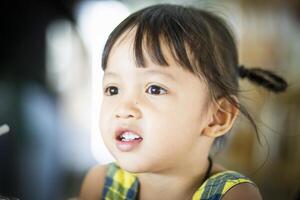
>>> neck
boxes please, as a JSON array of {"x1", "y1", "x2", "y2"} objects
[{"x1": 137, "y1": 158, "x2": 210, "y2": 200}]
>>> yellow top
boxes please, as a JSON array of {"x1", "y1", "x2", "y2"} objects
[{"x1": 102, "y1": 163, "x2": 256, "y2": 200}]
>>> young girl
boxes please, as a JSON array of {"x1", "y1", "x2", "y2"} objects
[{"x1": 80, "y1": 4, "x2": 287, "y2": 200}]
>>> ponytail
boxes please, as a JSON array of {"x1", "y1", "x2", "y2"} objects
[{"x1": 238, "y1": 65, "x2": 288, "y2": 93}]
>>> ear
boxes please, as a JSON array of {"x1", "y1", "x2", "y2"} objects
[{"x1": 202, "y1": 96, "x2": 239, "y2": 138}]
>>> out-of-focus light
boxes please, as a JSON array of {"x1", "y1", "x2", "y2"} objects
[
  {"x1": 76, "y1": 1, "x2": 130, "y2": 164},
  {"x1": 0, "y1": 124, "x2": 10, "y2": 136}
]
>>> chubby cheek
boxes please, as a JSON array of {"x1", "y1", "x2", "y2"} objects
[
  {"x1": 147, "y1": 98, "x2": 206, "y2": 148},
  {"x1": 145, "y1": 109, "x2": 197, "y2": 151},
  {"x1": 99, "y1": 102, "x2": 112, "y2": 143}
]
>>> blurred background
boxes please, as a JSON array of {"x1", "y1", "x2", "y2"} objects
[{"x1": 0, "y1": 0, "x2": 299, "y2": 199}]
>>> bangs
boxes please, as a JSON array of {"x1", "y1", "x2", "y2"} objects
[{"x1": 101, "y1": 4, "x2": 214, "y2": 77}]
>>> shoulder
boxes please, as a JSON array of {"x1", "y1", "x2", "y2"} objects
[
  {"x1": 199, "y1": 167, "x2": 262, "y2": 200},
  {"x1": 210, "y1": 170, "x2": 262, "y2": 200},
  {"x1": 79, "y1": 164, "x2": 109, "y2": 200},
  {"x1": 196, "y1": 161, "x2": 262, "y2": 200},
  {"x1": 221, "y1": 182, "x2": 262, "y2": 200}
]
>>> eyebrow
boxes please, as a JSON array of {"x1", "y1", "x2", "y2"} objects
[{"x1": 103, "y1": 69, "x2": 177, "y2": 81}]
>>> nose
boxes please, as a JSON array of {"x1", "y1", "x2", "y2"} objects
[{"x1": 115, "y1": 98, "x2": 142, "y2": 120}]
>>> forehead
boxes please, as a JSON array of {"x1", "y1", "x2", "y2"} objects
[
  {"x1": 104, "y1": 36, "x2": 209, "y2": 96},
  {"x1": 105, "y1": 29, "x2": 197, "y2": 79},
  {"x1": 105, "y1": 33, "x2": 179, "y2": 79}
]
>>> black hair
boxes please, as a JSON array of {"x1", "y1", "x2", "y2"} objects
[{"x1": 101, "y1": 4, "x2": 287, "y2": 148}]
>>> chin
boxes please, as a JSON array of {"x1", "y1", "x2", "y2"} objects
[{"x1": 116, "y1": 157, "x2": 153, "y2": 173}]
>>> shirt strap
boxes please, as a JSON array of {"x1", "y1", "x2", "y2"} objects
[
  {"x1": 192, "y1": 171, "x2": 256, "y2": 200},
  {"x1": 102, "y1": 163, "x2": 139, "y2": 200}
]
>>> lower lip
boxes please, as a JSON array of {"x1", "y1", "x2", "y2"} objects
[{"x1": 116, "y1": 138, "x2": 143, "y2": 152}]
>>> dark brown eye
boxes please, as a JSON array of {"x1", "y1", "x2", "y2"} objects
[
  {"x1": 146, "y1": 85, "x2": 167, "y2": 95},
  {"x1": 104, "y1": 86, "x2": 118, "y2": 96}
]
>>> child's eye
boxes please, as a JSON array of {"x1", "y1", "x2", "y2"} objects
[
  {"x1": 146, "y1": 85, "x2": 167, "y2": 95},
  {"x1": 104, "y1": 86, "x2": 119, "y2": 96}
]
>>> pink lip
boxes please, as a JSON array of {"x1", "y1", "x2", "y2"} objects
[
  {"x1": 116, "y1": 139, "x2": 143, "y2": 152},
  {"x1": 114, "y1": 127, "x2": 143, "y2": 152}
]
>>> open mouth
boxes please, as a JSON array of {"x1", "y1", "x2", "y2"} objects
[
  {"x1": 117, "y1": 131, "x2": 143, "y2": 142},
  {"x1": 115, "y1": 128, "x2": 143, "y2": 152}
]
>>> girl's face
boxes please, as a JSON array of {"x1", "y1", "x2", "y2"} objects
[{"x1": 100, "y1": 32, "x2": 213, "y2": 173}]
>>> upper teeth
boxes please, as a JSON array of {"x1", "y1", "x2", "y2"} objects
[{"x1": 121, "y1": 131, "x2": 141, "y2": 141}]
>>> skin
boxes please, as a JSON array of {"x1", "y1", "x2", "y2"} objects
[{"x1": 80, "y1": 29, "x2": 262, "y2": 200}]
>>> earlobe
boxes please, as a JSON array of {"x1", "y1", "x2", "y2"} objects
[{"x1": 202, "y1": 97, "x2": 239, "y2": 138}]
